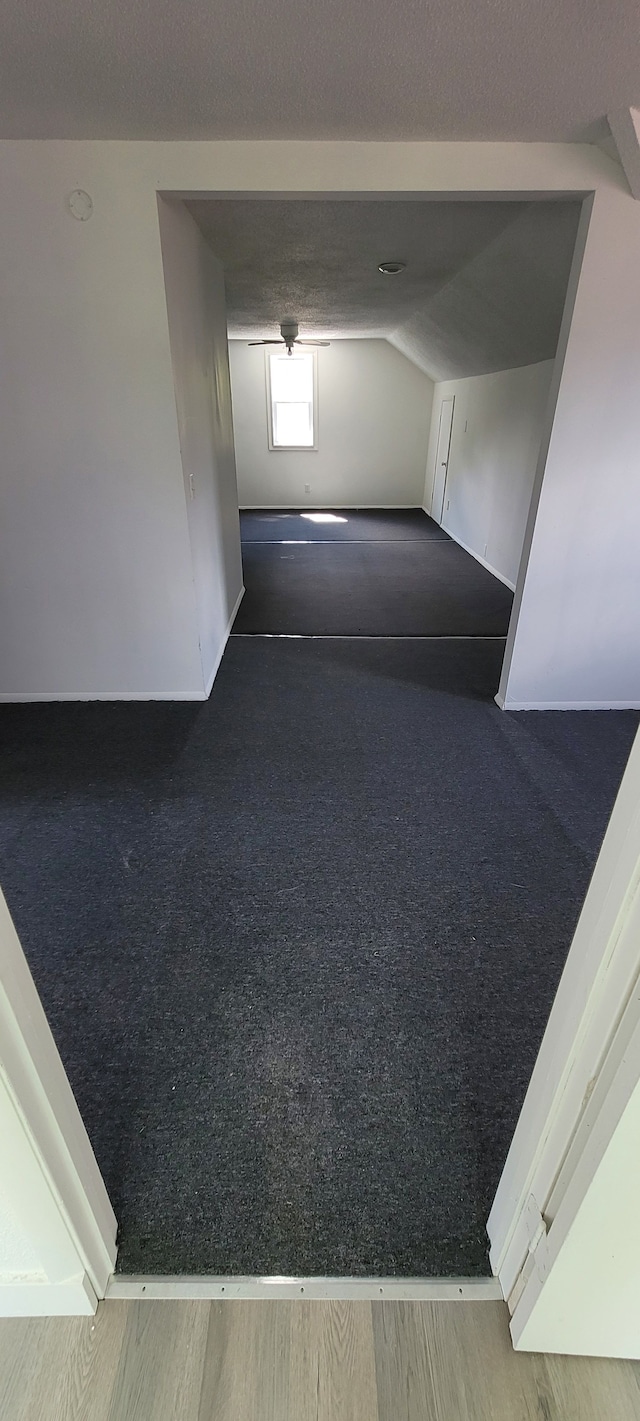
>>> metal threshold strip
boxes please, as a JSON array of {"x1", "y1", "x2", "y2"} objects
[{"x1": 105, "y1": 1274, "x2": 503, "y2": 1302}]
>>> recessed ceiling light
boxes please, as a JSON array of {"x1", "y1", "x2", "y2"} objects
[{"x1": 378, "y1": 261, "x2": 406, "y2": 274}]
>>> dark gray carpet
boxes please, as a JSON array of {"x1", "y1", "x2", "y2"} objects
[
  {"x1": 0, "y1": 638, "x2": 636, "y2": 1277},
  {"x1": 235, "y1": 540, "x2": 513, "y2": 636},
  {"x1": 240, "y1": 507, "x2": 450, "y2": 542}
]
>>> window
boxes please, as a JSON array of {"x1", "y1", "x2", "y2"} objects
[{"x1": 267, "y1": 350, "x2": 317, "y2": 450}]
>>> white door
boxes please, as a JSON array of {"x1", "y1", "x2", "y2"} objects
[{"x1": 431, "y1": 397, "x2": 455, "y2": 523}]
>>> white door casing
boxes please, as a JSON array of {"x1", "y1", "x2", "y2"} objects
[
  {"x1": 0, "y1": 890, "x2": 117, "y2": 1315},
  {"x1": 488, "y1": 726, "x2": 640, "y2": 1355}
]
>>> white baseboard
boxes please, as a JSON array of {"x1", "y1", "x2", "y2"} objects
[
  {"x1": 0, "y1": 1271, "x2": 97, "y2": 1317},
  {"x1": 106, "y1": 1273, "x2": 502, "y2": 1302},
  {"x1": 497, "y1": 693, "x2": 640, "y2": 711},
  {"x1": 440, "y1": 525, "x2": 516, "y2": 591},
  {"x1": 201, "y1": 585, "x2": 245, "y2": 699},
  {"x1": 0, "y1": 690, "x2": 210, "y2": 703},
  {"x1": 0, "y1": 588, "x2": 246, "y2": 705}
]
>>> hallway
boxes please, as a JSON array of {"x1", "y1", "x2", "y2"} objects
[{"x1": 0, "y1": 511, "x2": 636, "y2": 1278}]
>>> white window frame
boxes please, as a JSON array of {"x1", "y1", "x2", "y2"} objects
[{"x1": 265, "y1": 347, "x2": 319, "y2": 451}]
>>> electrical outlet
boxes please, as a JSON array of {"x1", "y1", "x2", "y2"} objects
[
  {"x1": 446, "y1": 499, "x2": 450, "y2": 510},
  {"x1": 305, "y1": 483, "x2": 311, "y2": 494},
  {"x1": 189, "y1": 472, "x2": 196, "y2": 499},
  {"x1": 484, "y1": 543, "x2": 488, "y2": 556}
]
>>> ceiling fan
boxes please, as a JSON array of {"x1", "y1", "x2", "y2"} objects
[{"x1": 249, "y1": 320, "x2": 330, "y2": 356}]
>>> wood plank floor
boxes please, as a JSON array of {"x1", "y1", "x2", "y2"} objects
[{"x1": 2, "y1": 1300, "x2": 640, "y2": 1420}]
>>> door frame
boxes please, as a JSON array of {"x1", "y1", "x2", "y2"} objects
[
  {"x1": 1, "y1": 136, "x2": 634, "y2": 1314},
  {"x1": 488, "y1": 726, "x2": 640, "y2": 1333},
  {"x1": 0, "y1": 891, "x2": 117, "y2": 1314}
]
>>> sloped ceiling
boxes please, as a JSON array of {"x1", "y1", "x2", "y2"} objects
[
  {"x1": 188, "y1": 198, "x2": 582, "y2": 381},
  {"x1": 0, "y1": 0, "x2": 639, "y2": 141},
  {"x1": 388, "y1": 203, "x2": 582, "y2": 379}
]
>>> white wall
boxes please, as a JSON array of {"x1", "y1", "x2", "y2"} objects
[
  {"x1": 0, "y1": 155, "x2": 209, "y2": 698},
  {"x1": 499, "y1": 188, "x2": 640, "y2": 709},
  {"x1": 425, "y1": 362, "x2": 553, "y2": 589},
  {"x1": 159, "y1": 199, "x2": 243, "y2": 693},
  {"x1": 230, "y1": 339, "x2": 434, "y2": 507},
  {"x1": 0, "y1": 139, "x2": 638, "y2": 709}
]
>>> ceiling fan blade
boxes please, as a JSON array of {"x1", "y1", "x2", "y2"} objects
[
  {"x1": 295, "y1": 340, "x2": 331, "y2": 347},
  {"x1": 248, "y1": 339, "x2": 284, "y2": 345}
]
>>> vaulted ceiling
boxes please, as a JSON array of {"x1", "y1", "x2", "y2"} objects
[
  {"x1": 188, "y1": 198, "x2": 582, "y2": 381},
  {"x1": 0, "y1": 0, "x2": 638, "y2": 141}
]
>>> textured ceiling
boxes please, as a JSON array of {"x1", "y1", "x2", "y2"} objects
[
  {"x1": 388, "y1": 203, "x2": 582, "y2": 378},
  {"x1": 187, "y1": 198, "x2": 582, "y2": 380},
  {"x1": 0, "y1": 0, "x2": 639, "y2": 140}
]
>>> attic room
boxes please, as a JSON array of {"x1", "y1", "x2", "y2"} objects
[
  {"x1": 188, "y1": 196, "x2": 582, "y2": 649},
  {"x1": 1, "y1": 168, "x2": 639, "y2": 1306}
]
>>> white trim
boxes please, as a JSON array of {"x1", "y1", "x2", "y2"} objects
[
  {"x1": 510, "y1": 978, "x2": 640, "y2": 1353},
  {"x1": 106, "y1": 1274, "x2": 502, "y2": 1302},
  {"x1": 0, "y1": 892, "x2": 117, "y2": 1303},
  {"x1": 0, "y1": 690, "x2": 215, "y2": 702},
  {"x1": 440, "y1": 525, "x2": 516, "y2": 591},
  {"x1": 202, "y1": 585, "x2": 245, "y2": 698},
  {"x1": 496, "y1": 694, "x2": 640, "y2": 711},
  {"x1": 0, "y1": 1273, "x2": 97, "y2": 1318},
  {"x1": 487, "y1": 728, "x2": 640, "y2": 1302}
]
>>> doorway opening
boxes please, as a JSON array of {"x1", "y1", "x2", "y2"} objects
[{"x1": 1, "y1": 191, "x2": 637, "y2": 1284}]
